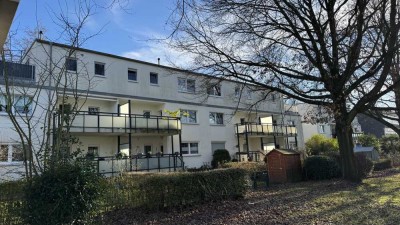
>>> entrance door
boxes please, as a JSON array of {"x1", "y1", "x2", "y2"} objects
[{"x1": 144, "y1": 145, "x2": 152, "y2": 154}]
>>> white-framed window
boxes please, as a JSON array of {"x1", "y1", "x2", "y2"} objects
[
  {"x1": 234, "y1": 87, "x2": 241, "y2": 98},
  {"x1": 207, "y1": 84, "x2": 222, "y2": 96},
  {"x1": 144, "y1": 145, "x2": 152, "y2": 154},
  {"x1": 287, "y1": 120, "x2": 295, "y2": 126},
  {"x1": 178, "y1": 77, "x2": 196, "y2": 93},
  {"x1": 180, "y1": 109, "x2": 197, "y2": 124},
  {"x1": 211, "y1": 142, "x2": 226, "y2": 154},
  {"x1": 66, "y1": 57, "x2": 77, "y2": 72},
  {"x1": 247, "y1": 89, "x2": 252, "y2": 99},
  {"x1": 87, "y1": 146, "x2": 99, "y2": 158},
  {"x1": 0, "y1": 95, "x2": 8, "y2": 114},
  {"x1": 319, "y1": 125, "x2": 325, "y2": 133},
  {"x1": 128, "y1": 69, "x2": 137, "y2": 81},
  {"x1": 181, "y1": 142, "x2": 199, "y2": 155},
  {"x1": 150, "y1": 72, "x2": 158, "y2": 85},
  {"x1": 94, "y1": 62, "x2": 105, "y2": 76},
  {"x1": 14, "y1": 96, "x2": 33, "y2": 115},
  {"x1": 289, "y1": 142, "x2": 297, "y2": 150},
  {"x1": 0, "y1": 144, "x2": 24, "y2": 163},
  {"x1": 143, "y1": 111, "x2": 151, "y2": 118},
  {"x1": 209, "y1": 112, "x2": 224, "y2": 125},
  {"x1": 88, "y1": 106, "x2": 99, "y2": 115}
]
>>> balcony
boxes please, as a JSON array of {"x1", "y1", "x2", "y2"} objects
[
  {"x1": 235, "y1": 122, "x2": 297, "y2": 137},
  {"x1": 63, "y1": 111, "x2": 181, "y2": 135},
  {"x1": 0, "y1": 61, "x2": 35, "y2": 83}
]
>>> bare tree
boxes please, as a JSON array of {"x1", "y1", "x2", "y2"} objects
[
  {"x1": 0, "y1": 0, "x2": 98, "y2": 180},
  {"x1": 168, "y1": 0, "x2": 400, "y2": 181}
]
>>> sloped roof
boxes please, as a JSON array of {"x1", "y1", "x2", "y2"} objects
[{"x1": 267, "y1": 149, "x2": 300, "y2": 155}]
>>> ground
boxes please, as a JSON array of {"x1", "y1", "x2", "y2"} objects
[{"x1": 99, "y1": 168, "x2": 400, "y2": 225}]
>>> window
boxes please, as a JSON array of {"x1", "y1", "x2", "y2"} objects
[
  {"x1": 88, "y1": 107, "x2": 99, "y2": 115},
  {"x1": 240, "y1": 118, "x2": 246, "y2": 125},
  {"x1": 287, "y1": 120, "x2": 295, "y2": 126},
  {"x1": 319, "y1": 125, "x2": 325, "y2": 133},
  {"x1": 14, "y1": 96, "x2": 32, "y2": 114},
  {"x1": 143, "y1": 111, "x2": 151, "y2": 118},
  {"x1": 211, "y1": 142, "x2": 225, "y2": 154},
  {"x1": 247, "y1": 89, "x2": 252, "y2": 99},
  {"x1": 94, "y1": 62, "x2": 105, "y2": 76},
  {"x1": 207, "y1": 84, "x2": 221, "y2": 96},
  {"x1": 128, "y1": 69, "x2": 137, "y2": 81},
  {"x1": 178, "y1": 78, "x2": 196, "y2": 93},
  {"x1": 87, "y1": 146, "x2": 99, "y2": 158},
  {"x1": 66, "y1": 57, "x2": 77, "y2": 72},
  {"x1": 0, "y1": 144, "x2": 24, "y2": 163},
  {"x1": 144, "y1": 145, "x2": 152, "y2": 154},
  {"x1": 150, "y1": 72, "x2": 158, "y2": 85},
  {"x1": 181, "y1": 142, "x2": 199, "y2": 155},
  {"x1": 234, "y1": 87, "x2": 241, "y2": 98},
  {"x1": 180, "y1": 110, "x2": 197, "y2": 124},
  {"x1": 0, "y1": 95, "x2": 8, "y2": 113},
  {"x1": 270, "y1": 93, "x2": 277, "y2": 102},
  {"x1": 209, "y1": 112, "x2": 224, "y2": 125}
]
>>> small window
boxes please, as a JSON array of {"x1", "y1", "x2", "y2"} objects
[
  {"x1": 247, "y1": 89, "x2": 252, "y2": 99},
  {"x1": 66, "y1": 57, "x2": 77, "y2": 72},
  {"x1": 207, "y1": 84, "x2": 221, "y2": 96},
  {"x1": 144, "y1": 145, "x2": 152, "y2": 154},
  {"x1": 11, "y1": 145, "x2": 24, "y2": 161},
  {"x1": 181, "y1": 142, "x2": 199, "y2": 155},
  {"x1": 178, "y1": 78, "x2": 196, "y2": 93},
  {"x1": 87, "y1": 146, "x2": 99, "y2": 158},
  {"x1": 88, "y1": 107, "x2": 99, "y2": 115},
  {"x1": 94, "y1": 62, "x2": 105, "y2": 76},
  {"x1": 128, "y1": 69, "x2": 137, "y2": 81},
  {"x1": 234, "y1": 87, "x2": 241, "y2": 98},
  {"x1": 319, "y1": 125, "x2": 325, "y2": 133},
  {"x1": 240, "y1": 118, "x2": 245, "y2": 125},
  {"x1": 181, "y1": 110, "x2": 197, "y2": 124},
  {"x1": 211, "y1": 142, "x2": 225, "y2": 154},
  {"x1": 288, "y1": 120, "x2": 295, "y2": 126},
  {"x1": 209, "y1": 112, "x2": 224, "y2": 125},
  {"x1": 0, "y1": 95, "x2": 8, "y2": 113},
  {"x1": 14, "y1": 96, "x2": 32, "y2": 114},
  {"x1": 143, "y1": 111, "x2": 151, "y2": 118},
  {"x1": 150, "y1": 72, "x2": 158, "y2": 85}
]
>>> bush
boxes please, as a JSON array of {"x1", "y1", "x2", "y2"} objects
[
  {"x1": 357, "y1": 134, "x2": 380, "y2": 151},
  {"x1": 211, "y1": 149, "x2": 231, "y2": 168},
  {"x1": 355, "y1": 153, "x2": 374, "y2": 178},
  {"x1": 380, "y1": 135, "x2": 400, "y2": 154},
  {"x1": 222, "y1": 162, "x2": 266, "y2": 173},
  {"x1": 304, "y1": 156, "x2": 341, "y2": 180},
  {"x1": 305, "y1": 135, "x2": 339, "y2": 156},
  {"x1": 139, "y1": 168, "x2": 247, "y2": 210},
  {"x1": 21, "y1": 162, "x2": 103, "y2": 225},
  {"x1": 374, "y1": 159, "x2": 393, "y2": 171}
]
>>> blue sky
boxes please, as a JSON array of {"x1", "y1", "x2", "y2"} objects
[{"x1": 10, "y1": 0, "x2": 182, "y2": 65}]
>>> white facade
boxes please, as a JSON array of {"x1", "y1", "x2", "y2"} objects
[{"x1": 1, "y1": 39, "x2": 304, "y2": 179}]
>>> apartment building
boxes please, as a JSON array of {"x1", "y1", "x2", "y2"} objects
[{"x1": 0, "y1": 39, "x2": 303, "y2": 179}]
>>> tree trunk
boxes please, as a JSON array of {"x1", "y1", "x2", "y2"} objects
[{"x1": 335, "y1": 118, "x2": 360, "y2": 182}]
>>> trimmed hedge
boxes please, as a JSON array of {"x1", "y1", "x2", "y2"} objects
[
  {"x1": 355, "y1": 153, "x2": 374, "y2": 178},
  {"x1": 222, "y1": 162, "x2": 266, "y2": 173},
  {"x1": 374, "y1": 159, "x2": 393, "y2": 171},
  {"x1": 138, "y1": 168, "x2": 247, "y2": 210},
  {"x1": 304, "y1": 156, "x2": 341, "y2": 180},
  {"x1": 211, "y1": 149, "x2": 231, "y2": 168}
]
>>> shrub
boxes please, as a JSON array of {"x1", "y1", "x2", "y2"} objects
[
  {"x1": 139, "y1": 168, "x2": 247, "y2": 210},
  {"x1": 21, "y1": 162, "x2": 103, "y2": 225},
  {"x1": 304, "y1": 156, "x2": 341, "y2": 180},
  {"x1": 211, "y1": 149, "x2": 231, "y2": 168},
  {"x1": 357, "y1": 134, "x2": 380, "y2": 151},
  {"x1": 380, "y1": 135, "x2": 400, "y2": 154},
  {"x1": 355, "y1": 153, "x2": 373, "y2": 178},
  {"x1": 222, "y1": 162, "x2": 266, "y2": 173},
  {"x1": 305, "y1": 135, "x2": 339, "y2": 156},
  {"x1": 374, "y1": 159, "x2": 393, "y2": 171}
]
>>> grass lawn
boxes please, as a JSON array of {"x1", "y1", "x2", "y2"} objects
[{"x1": 100, "y1": 168, "x2": 400, "y2": 225}]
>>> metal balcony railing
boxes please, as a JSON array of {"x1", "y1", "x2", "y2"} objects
[
  {"x1": 235, "y1": 122, "x2": 297, "y2": 136},
  {"x1": 0, "y1": 61, "x2": 35, "y2": 82},
  {"x1": 86, "y1": 153, "x2": 185, "y2": 175},
  {"x1": 62, "y1": 111, "x2": 181, "y2": 134}
]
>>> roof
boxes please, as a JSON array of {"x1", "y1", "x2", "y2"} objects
[
  {"x1": 267, "y1": 149, "x2": 300, "y2": 155},
  {"x1": 354, "y1": 146, "x2": 375, "y2": 153}
]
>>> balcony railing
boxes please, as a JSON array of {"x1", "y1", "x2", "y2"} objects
[
  {"x1": 86, "y1": 153, "x2": 185, "y2": 175},
  {"x1": 62, "y1": 111, "x2": 181, "y2": 134},
  {"x1": 235, "y1": 122, "x2": 297, "y2": 136},
  {"x1": 0, "y1": 61, "x2": 35, "y2": 82}
]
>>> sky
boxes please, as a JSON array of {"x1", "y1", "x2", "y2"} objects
[{"x1": 10, "y1": 0, "x2": 183, "y2": 65}]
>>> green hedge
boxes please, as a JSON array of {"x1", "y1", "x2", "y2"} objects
[
  {"x1": 138, "y1": 168, "x2": 247, "y2": 210},
  {"x1": 374, "y1": 159, "x2": 393, "y2": 171},
  {"x1": 304, "y1": 156, "x2": 341, "y2": 180},
  {"x1": 222, "y1": 162, "x2": 266, "y2": 173}
]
